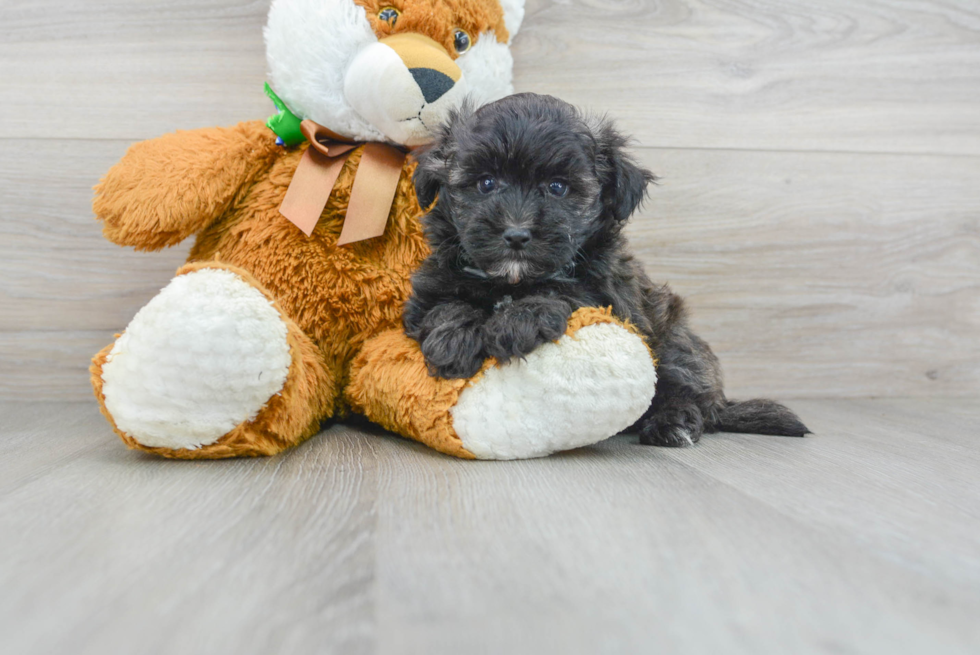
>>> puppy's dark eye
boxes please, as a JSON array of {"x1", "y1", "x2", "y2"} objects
[
  {"x1": 548, "y1": 180, "x2": 569, "y2": 197},
  {"x1": 477, "y1": 175, "x2": 496, "y2": 194},
  {"x1": 453, "y1": 29, "x2": 472, "y2": 54},
  {"x1": 378, "y1": 7, "x2": 399, "y2": 25}
]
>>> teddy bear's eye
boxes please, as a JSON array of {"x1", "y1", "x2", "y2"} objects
[
  {"x1": 378, "y1": 7, "x2": 400, "y2": 25},
  {"x1": 548, "y1": 180, "x2": 569, "y2": 197},
  {"x1": 453, "y1": 29, "x2": 471, "y2": 54},
  {"x1": 477, "y1": 175, "x2": 496, "y2": 194}
]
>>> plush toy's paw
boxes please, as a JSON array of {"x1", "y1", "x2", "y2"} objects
[
  {"x1": 98, "y1": 267, "x2": 293, "y2": 451},
  {"x1": 349, "y1": 308, "x2": 659, "y2": 460},
  {"x1": 452, "y1": 311, "x2": 655, "y2": 459}
]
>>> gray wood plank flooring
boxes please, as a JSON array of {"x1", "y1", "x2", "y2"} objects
[
  {"x1": 2, "y1": 399, "x2": 978, "y2": 654},
  {"x1": 1, "y1": 0, "x2": 979, "y2": 400},
  {"x1": 4, "y1": 0, "x2": 980, "y2": 154},
  {"x1": 2, "y1": 1, "x2": 978, "y2": 652},
  {"x1": 3, "y1": 143, "x2": 978, "y2": 400}
]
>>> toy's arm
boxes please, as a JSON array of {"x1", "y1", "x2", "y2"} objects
[
  {"x1": 349, "y1": 307, "x2": 659, "y2": 460},
  {"x1": 94, "y1": 120, "x2": 281, "y2": 250}
]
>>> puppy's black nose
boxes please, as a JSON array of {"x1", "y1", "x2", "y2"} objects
[
  {"x1": 503, "y1": 228, "x2": 532, "y2": 250},
  {"x1": 409, "y1": 68, "x2": 455, "y2": 103}
]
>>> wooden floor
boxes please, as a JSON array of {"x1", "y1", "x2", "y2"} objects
[
  {"x1": 2, "y1": 0, "x2": 979, "y2": 653},
  {"x1": 2, "y1": 0, "x2": 979, "y2": 401},
  {"x1": 1, "y1": 399, "x2": 979, "y2": 654}
]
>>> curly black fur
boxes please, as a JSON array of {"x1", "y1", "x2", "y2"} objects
[{"x1": 404, "y1": 93, "x2": 809, "y2": 447}]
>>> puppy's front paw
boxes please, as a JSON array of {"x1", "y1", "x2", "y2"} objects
[
  {"x1": 482, "y1": 297, "x2": 571, "y2": 362},
  {"x1": 638, "y1": 401, "x2": 704, "y2": 447},
  {"x1": 410, "y1": 301, "x2": 488, "y2": 379},
  {"x1": 421, "y1": 324, "x2": 485, "y2": 379}
]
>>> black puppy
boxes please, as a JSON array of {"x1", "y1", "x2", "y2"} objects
[{"x1": 404, "y1": 93, "x2": 808, "y2": 447}]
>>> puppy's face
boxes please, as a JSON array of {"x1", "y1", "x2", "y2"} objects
[{"x1": 414, "y1": 93, "x2": 653, "y2": 284}]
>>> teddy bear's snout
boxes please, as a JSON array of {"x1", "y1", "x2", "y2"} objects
[
  {"x1": 344, "y1": 32, "x2": 466, "y2": 147},
  {"x1": 383, "y1": 33, "x2": 461, "y2": 105}
]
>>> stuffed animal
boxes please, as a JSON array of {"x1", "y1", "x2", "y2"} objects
[{"x1": 90, "y1": 0, "x2": 658, "y2": 460}]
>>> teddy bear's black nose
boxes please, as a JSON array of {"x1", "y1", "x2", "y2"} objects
[
  {"x1": 410, "y1": 68, "x2": 456, "y2": 103},
  {"x1": 503, "y1": 228, "x2": 532, "y2": 250}
]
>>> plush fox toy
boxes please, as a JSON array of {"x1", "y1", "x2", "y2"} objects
[{"x1": 90, "y1": 0, "x2": 658, "y2": 460}]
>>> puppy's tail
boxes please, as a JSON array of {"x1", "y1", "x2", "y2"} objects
[{"x1": 711, "y1": 399, "x2": 810, "y2": 437}]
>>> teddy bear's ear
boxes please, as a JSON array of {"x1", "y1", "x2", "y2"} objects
[
  {"x1": 589, "y1": 116, "x2": 657, "y2": 222},
  {"x1": 412, "y1": 103, "x2": 473, "y2": 210},
  {"x1": 499, "y1": 0, "x2": 525, "y2": 40}
]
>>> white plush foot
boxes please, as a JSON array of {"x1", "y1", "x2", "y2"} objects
[
  {"x1": 450, "y1": 323, "x2": 657, "y2": 460},
  {"x1": 101, "y1": 268, "x2": 292, "y2": 450}
]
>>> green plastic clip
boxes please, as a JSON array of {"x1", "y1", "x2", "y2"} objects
[{"x1": 264, "y1": 82, "x2": 306, "y2": 147}]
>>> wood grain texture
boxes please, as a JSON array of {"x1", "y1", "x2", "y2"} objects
[
  {"x1": 0, "y1": 139, "x2": 191, "y2": 331},
  {"x1": 0, "y1": 406, "x2": 377, "y2": 655},
  {"x1": 2, "y1": 4, "x2": 978, "y2": 653},
  {"x1": 2, "y1": 141, "x2": 976, "y2": 400},
  {"x1": 2, "y1": 0, "x2": 979, "y2": 154},
  {"x1": 514, "y1": 0, "x2": 980, "y2": 155},
  {"x1": 1, "y1": 399, "x2": 978, "y2": 654},
  {"x1": 0, "y1": 0, "x2": 978, "y2": 400},
  {"x1": 0, "y1": 331, "x2": 119, "y2": 402},
  {"x1": 628, "y1": 147, "x2": 980, "y2": 398},
  {"x1": 0, "y1": 0, "x2": 271, "y2": 142}
]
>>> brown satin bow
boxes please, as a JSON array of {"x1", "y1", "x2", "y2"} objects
[{"x1": 279, "y1": 120, "x2": 408, "y2": 245}]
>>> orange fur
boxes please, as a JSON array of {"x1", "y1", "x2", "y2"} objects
[
  {"x1": 94, "y1": 122, "x2": 281, "y2": 251},
  {"x1": 347, "y1": 307, "x2": 654, "y2": 458},
  {"x1": 347, "y1": 328, "x2": 479, "y2": 458},
  {"x1": 94, "y1": 118, "x2": 430, "y2": 416},
  {"x1": 186, "y1": 127, "x2": 431, "y2": 416},
  {"x1": 91, "y1": 262, "x2": 336, "y2": 459},
  {"x1": 92, "y1": 117, "x2": 430, "y2": 456},
  {"x1": 91, "y1": 120, "x2": 654, "y2": 459},
  {"x1": 357, "y1": 0, "x2": 510, "y2": 53},
  {"x1": 91, "y1": 1, "x2": 643, "y2": 460}
]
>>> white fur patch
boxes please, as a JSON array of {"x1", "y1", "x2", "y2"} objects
[
  {"x1": 498, "y1": 0, "x2": 526, "y2": 39},
  {"x1": 264, "y1": 0, "x2": 519, "y2": 145},
  {"x1": 457, "y1": 31, "x2": 515, "y2": 107},
  {"x1": 489, "y1": 260, "x2": 526, "y2": 285},
  {"x1": 451, "y1": 323, "x2": 657, "y2": 460},
  {"x1": 101, "y1": 269, "x2": 292, "y2": 451},
  {"x1": 345, "y1": 41, "x2": 470, "y2": 146},
  {"x1": 265, "y1": 0, "x2": 385, "y2": 142}
]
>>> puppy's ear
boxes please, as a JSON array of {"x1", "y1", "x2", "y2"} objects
[
  {"x1": 412, "y1": 145, "x2": 447, "y2": 212},
  {"x1": 590, "y1": 117, "x2": 656, "y2": 222},
  {"x1": 412, "y1": 103, "x2": 473, "y2": 210}
]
